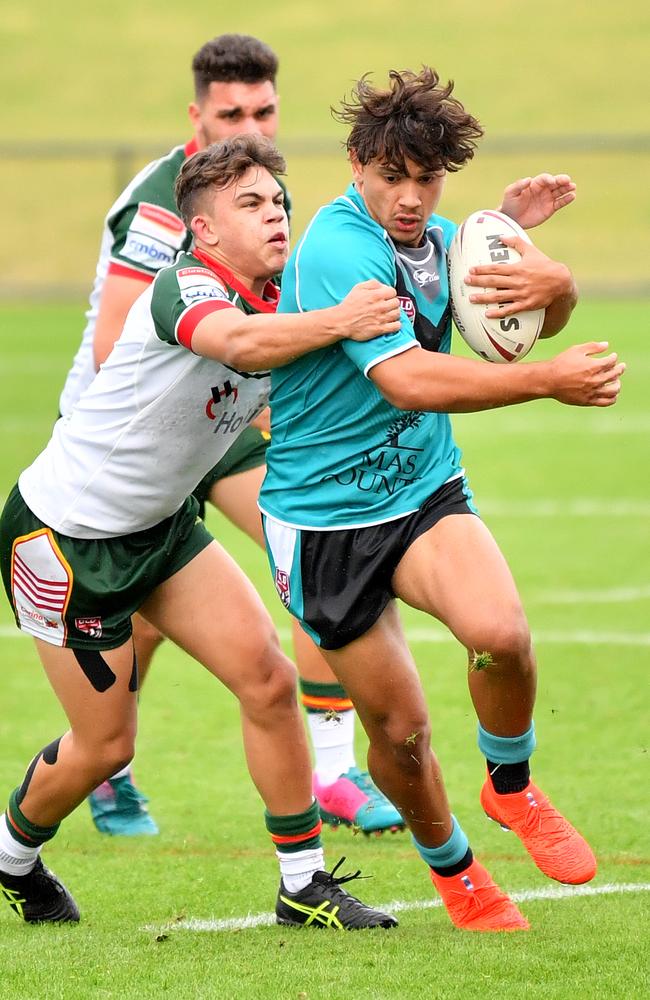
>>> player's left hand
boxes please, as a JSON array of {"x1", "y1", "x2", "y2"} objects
[
  {"x1": 498, "y1": 173, "x2": 576, "y2": 230},
  {"x1": 465, "y1": 236, "x2": 574, "y2": 317}
]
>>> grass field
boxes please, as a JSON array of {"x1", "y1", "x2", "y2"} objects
[
  {"x1": 1, "y1": 0, "x2": 649, "y2": 295},
  {"x1": 0, "y1": 300, "x2": 648, "y2": 998},
  {"x1": 1, "y1": 2, "x2": 648, "y2": 993}
]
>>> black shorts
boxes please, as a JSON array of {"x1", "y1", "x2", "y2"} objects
[{"x1": 263, "y1": 476, "x2": 477, "y2": 649}]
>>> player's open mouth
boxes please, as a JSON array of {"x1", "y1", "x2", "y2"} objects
[
  {"x1": 394, "y1": 217, "x2": 421, "y2": 232},
  {"x1": 268, "y1": 233, "x2": 287, "y2": 246}
]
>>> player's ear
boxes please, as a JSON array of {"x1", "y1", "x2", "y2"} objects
[
  {"x1": 191, "y1": 214, "x2": 218, "y2": 247},
  {"x1": 349, "y1": 150, "x2": 363, "y2": 183},
  {"x1": 188, "y1": 101, "x2": 201, "y2": 132}
]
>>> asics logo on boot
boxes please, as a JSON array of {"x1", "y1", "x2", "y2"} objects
[
  {"x1": 0, "y1": 883, "x2": 26, "y2": 919},
  {"x1": 279, "y1": 895, "x2": 344, "y2": 929}
]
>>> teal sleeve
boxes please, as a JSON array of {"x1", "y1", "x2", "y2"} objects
[{"x1": 291, "y1": 221, "x2": 417, "y2": 377}]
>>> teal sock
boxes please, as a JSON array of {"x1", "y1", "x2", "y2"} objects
[
  {"x1": 412, "y1": 816, "x2": 469, "y2": 870},
  {"x1": 477, "y1": 722, "x2": 536, "y2": 764}
]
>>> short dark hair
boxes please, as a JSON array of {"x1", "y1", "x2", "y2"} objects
[
  {"x1": 333, "y1": 68, "x2": 483, "y2": 173},
  {"x1": 175, "y1": 134, "x2": 286, "y2": 225},
  {"x1": 192, "y1": 34, "x2": 279, "y2": 99}
]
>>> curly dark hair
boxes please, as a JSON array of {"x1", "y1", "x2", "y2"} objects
[
  {"x1": 175, "y1": 134, "x2": 286, "y2": 225},
  {"x1": 192, "y1": 34, "x2": 279, "y2": 99},
  {"x1": 333, "y1": 68, "x2": 483, "y2": 173}
]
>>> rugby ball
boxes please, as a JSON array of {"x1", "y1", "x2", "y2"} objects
[{"x1": 448, "y1": 209, "x2": 545, "y2": 363}]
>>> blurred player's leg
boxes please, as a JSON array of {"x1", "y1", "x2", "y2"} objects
[
  {"x1": 210, "y1": 456, "x2": 403, "y2": 834},
  {"x1": 293, "y1": 623, "x2": 403, "y2": 835},
  {"x1": 87, "y1": 611, "x2": 161, "y2": 837},
  {"x1": 139, "y1": 539, "x2": 396, "y2": 929},
  {"x1": 393, "y1": 513, "x2": 596, "y2": 885}
]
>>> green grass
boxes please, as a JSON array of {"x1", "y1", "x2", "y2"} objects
[
  {"x1": 3, "y1": 1, "x2": 649, "y2": 139},
  {"x1": 1, "y1": 0, "x2": 649, "y2": 294},
  {"x1": 0, "y1": 301, "x2": 648, "y2": 998},
  {"x1": 4, "y1": 147, "x2": 649, "y2": 296}
]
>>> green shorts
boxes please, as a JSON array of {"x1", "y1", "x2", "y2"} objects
[
  {"x1": 192, "y1": 425, "x2": 269, "y2": 519},
  {"x1": 0, "y1": 484, "x2": 213, "y2": 651}
]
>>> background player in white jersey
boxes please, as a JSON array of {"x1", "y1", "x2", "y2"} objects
[
  {"x1": 0, "y1": 135, "x2": 401, "y2": 928},
  {"x1": 260, "y1": 70, "x2": 625, "y2": 931},
  {"x1": 59, "y1": 32, "x2": 403, "y2": 837}
]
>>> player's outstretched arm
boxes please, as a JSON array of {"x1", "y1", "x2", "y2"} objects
[
  {"x1": 191, "y1": 280, "x2": 400, "y2": 369},
  {"x1": 498, "y1": 173, "x2": 577, "y2": 230},
  {"x1": 370, "y1": 341, "x2": 624, "y2": 413},
  {"x1": 464, "y1": 235, "x2": 578, "y2": 338}
]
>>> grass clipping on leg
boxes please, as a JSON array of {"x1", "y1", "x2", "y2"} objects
[{"x1": 470, "y1": 650, "x2": 494, "y2": 672}]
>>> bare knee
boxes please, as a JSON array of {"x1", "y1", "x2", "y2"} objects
[
  {"x1": 367, "y1": 708, "x2": 432, "y2": 772},
  {"x1": 74, "y1": 729, "x2": 137, "y2": 783},
  {"x1": 235, "y1": 637, "x2": 298, "y2": 719},
  {"x1": 468, "y1": 611, "x2": 533, "y2": 670}
]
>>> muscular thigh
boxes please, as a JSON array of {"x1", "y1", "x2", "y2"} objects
[
  {"x1": 392, "y1": 513, "x2": 527, "y2": 649},
  {"x1": 139, "y1": 539, "x2": 282, "y2": 697},
  {"x1": 35, "y1": 637, "x2": 138, "y2": 743},
  {"x1": 320, "y1": 603, "x2": 429, "y2": 734},
  {"x1": 209, "y1": 464, "x2": 266, "y2": 548}
]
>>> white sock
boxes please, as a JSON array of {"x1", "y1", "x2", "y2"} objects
[
  {"x1": 0, "y1": 814, "x2": 42, "y2": 875},
  {"x1": 109, "y1": 763, "x2": 132, "y2": 781},
  {"x1": 277, "y1": 846, "x2": 325, "y2": 893},
  {"x1": 308, "y1": 710, "x2": 357, "y2": 785}
]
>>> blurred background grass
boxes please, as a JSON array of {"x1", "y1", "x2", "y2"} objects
[{"x1": 1, "y1": 0, "x2": 648, "y2": 297}]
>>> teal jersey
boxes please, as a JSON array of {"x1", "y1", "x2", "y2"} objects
[{"x1": 259, "y1": 184, "x2": 463, "y2": 529}]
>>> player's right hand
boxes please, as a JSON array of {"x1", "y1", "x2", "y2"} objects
[
  {"x1": 547, "y1": 342, "x2": 625, "y2": 407},
  {"x1": 339, "y1": 279, "x2": 401, "y2": 341}
]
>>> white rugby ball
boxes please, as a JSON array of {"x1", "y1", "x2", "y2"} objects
[{"x1": 448, "y1": 209, "x2": 545, "y2": 363}]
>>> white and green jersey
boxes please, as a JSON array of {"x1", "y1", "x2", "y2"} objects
[
  {"x1": 21, "y1": 251, "x2": 276, "y2": 538},
  {"x1": 259, "y1": 184, "x2": 463, "y2": 530},
  {"x1": 58, "y1": 140, "x2": 198, "y2": 417},
  {"x1": 58, "y1": 139, "x2": 291, "y2": 418}
]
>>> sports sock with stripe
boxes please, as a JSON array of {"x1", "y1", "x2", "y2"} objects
[
  {"x1": 478, "y1": 722, "x2": 536, "y2": 794},
  {"x1": 300, "y1": 679, "x2": 357, "y2": 785},
  {"x1": 0, "y1": 798, "x2": 58, "y2": 876},
  {"x1": 265, "y1": 799, "x2": 324, "y2": 892}
]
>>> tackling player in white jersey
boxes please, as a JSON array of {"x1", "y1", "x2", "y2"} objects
[
  {"x1": 59, "y1": 32, "x2": 404, "y2": 837},
  {"x1": 0, "y1": 135, "x2": 402, "y2": 928}
]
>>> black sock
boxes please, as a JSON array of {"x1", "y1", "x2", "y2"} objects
[
  {"x1": 487, "y1": 759, "x2": 530, "y2": 795},
  {"x1": 430, "y1": 847, "x2": 474, "y2": 878}
]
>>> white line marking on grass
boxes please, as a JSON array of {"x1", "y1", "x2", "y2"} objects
[
  {"x1": 480, "y1": 499, "x2": 650, "y2": 517},
  {"x1": 274, "y1": 628, "x2": 650, "y2": 646},
  {"x1": 537, "y1": 584, "x2": 650, "y2": 604},
  {"x1": 3, "y1": 625, "x2": 650, "y2": 646},
  {"x1": 461, "y1": 416, "x2": 650, "y2": 436},
  {"x1": 145, "y1": 882, "x2": 650, "y2": 934}
]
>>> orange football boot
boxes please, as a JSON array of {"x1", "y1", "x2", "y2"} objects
[
  {"x1": 480, "y1": 777, "x2": 597, "y2": 885},
  {"x1": 430, "y1": 858, "x2": 529, "y2": 931}
]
